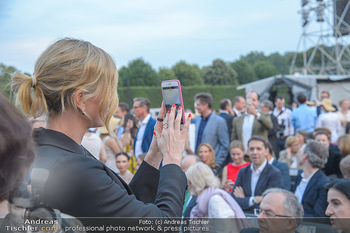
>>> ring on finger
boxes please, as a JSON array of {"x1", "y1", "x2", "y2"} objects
[{"x1": 163, "y1": 122, "x2": 169, "y2": 129}]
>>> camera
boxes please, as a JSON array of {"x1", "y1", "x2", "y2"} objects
[{"x1": 278, "y1": 119, "x2": 286, "y2": 137}]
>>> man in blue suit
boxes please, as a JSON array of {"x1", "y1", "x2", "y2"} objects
[
  {"x1": 133, "y1": 98, "x2": 156, "y2": 158},
  {"x1": 192, "y1": 93, "x2": 229, "y2": 167},
  {"x1": 265, "y1": 142, "x2": 291, "y2": 191},
  {"x1": 293, "y1": 140, "x2": 329, "y2": 217},
  {"x1": 232, "y1": 136, "x2": 282, "y2": 213}
]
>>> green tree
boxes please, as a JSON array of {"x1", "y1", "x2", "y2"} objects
[
  {"x1": 158, "y1": 68, "x2": 176, "y2": 81},
  {"x1": 267, "y1": 53, "x2": 289, "y2": 74},
  {"x1": 172, "y1": 61, "x2": 203, "y2": 86},
  {"x1": 253, "y1": 60, "x2": 279, "y2": 79},
  {"x1": 240, "y1": 51, "x2": 266, "y2": 65},
  {"x1": 229, "y1": 60, "x2": 257, "y2": 84},
  {"x1": 0, "y1": 63, "x2": 18, "y2": 99},
  {"x1": 118, "y1": 58, "x2": 159, "y2": 87},
  {"x1": 202, "y1": 59, "x2": 238, "y2": 85}
]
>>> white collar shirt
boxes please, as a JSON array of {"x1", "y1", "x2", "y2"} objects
[
  {"x1": 135, "y1": 114, "x2": 151, "y2": 158},
  {"x1": 242, "y1": 114, "x2": 255, "y2": 152},
  {"x1": 250, "y1": 159, "x2": 267, "y2": 197},
  {"x1": 294, "y1": 169, "x2": 319, "y2": 203}
]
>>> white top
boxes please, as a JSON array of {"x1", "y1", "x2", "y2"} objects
[
  {"x1": 337, "y1": 110, "x2": 350, "y2": 136},
  {"x1": 103, "y1": 136, "x2": 119, "y2": 173},
  {"x1": 233, "y1": 108, "x2": 242, "y2": 117},
  {"x1": 316, "y1": 112, "x2": 341, "y2": 143},
  {"x1": 135, "y1": 114, "x2": 151, "y2": 158},
  {"x1": 82, "y1": 133, "x2": 102, "y2": 160},
  {"x1": 273, "y1": 107, "x2": 294, "y2": 136},
  {"x1": 294, "y1": 169, "x2": 319, "y2": 203},
  {"x1": 290, "y1": 156, "x2": 298, "y2": 169},
  {"x1": 268, "y1": 157, "x2": 275, "y2": 164},
  {"x1": 208, "y1": 194, "x2": 235, "y2": 218},
  {"x1": 242, "y1": 114, "x2": 255, "y2": 152},
  {"x1": 249, "y1": 159, "x2": 267, "y2": 206}
]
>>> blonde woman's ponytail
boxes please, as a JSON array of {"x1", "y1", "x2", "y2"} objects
[{"x1": 11, "y1": 71, "x2": 48, "y2": 118}]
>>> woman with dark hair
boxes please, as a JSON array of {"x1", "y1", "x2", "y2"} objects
[
  {"x1": 326, "y1": 179, "x2": 350, "y2": 233},
  {"x1": 315, "y1": 131, "x2": 343, "y2": 178},
  {"x1": 0, "y1": 92, "x2": 36, "y2": 215},
  {"x1": 115, "y1": 152, "x2": 133, "y2": 184},
  {"x1": 11, "y1": 38, "x2": 191, "y2": 218},
  {"x1": 197, "y1": 143, "x2": 222, "y2": 179},
  {"x1": 120, "y1": 113, "x2": 138, "y2": 155}
]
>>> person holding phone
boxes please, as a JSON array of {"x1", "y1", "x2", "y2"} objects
[
  {"x1": 231, "y1": 91, "x2": 273, "y2": 152},
  {"x1": 11, "y1": 38, "x2": 191, "y2": 218}
]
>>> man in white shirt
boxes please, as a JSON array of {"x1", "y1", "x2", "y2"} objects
[
  {"x1": 132, "y1": 98, "x2": 156, "y2": 158},
  {"x1": 292, "y1": 140, "x2": 329, "y2": 217},
  {"x1": 232, "y1": 136, "x2": 282, "y2": 213},
  {"x1": 273, "y1": 96, "x2": 293, "y2": 152}
]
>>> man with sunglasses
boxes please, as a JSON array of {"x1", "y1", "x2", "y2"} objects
[{"x1": 241, "y1": 188, "x2": 304, "y2": 233}]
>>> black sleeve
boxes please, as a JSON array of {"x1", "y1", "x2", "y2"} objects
[
  {"x1": 129, "y1": 161, "x2": 160, "y2": 203},
  {"x1": 43, "y1": 156, "x2": 187, "y2": 218}
]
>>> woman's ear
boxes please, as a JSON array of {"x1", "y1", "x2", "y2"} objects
[{"x1": 72, "y1": 90, "x2": 86, "y2": 115}]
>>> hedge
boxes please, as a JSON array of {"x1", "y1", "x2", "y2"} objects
[{"x1": 117, "y1": 85, "x2": 245, "y2": 111}]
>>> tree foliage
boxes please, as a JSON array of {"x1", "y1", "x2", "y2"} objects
[
  {"x1": 0, "y1": 63, "x2": 17, "y2": 99},
  {"x1": 253, "y1": 60, "x2": 279, "y2": 79},
  {"x1": 229, "y1": 60, "x2": 257, "y2": 84},
  {"x1": 267, "y1": 53, "x2": 289, "y2": 74},
  {"x1": 118, "y1": 58, "x2": 159, "y2": 86},
  {"x1": 202, "y1": 59, "x2": 238, "y2": 85},
  {"x1": 172, "y1": 61, "x2": 203, "y2": 86},
  {"x1": 158, "y1": 68, "x2": 176, "y2": 81},
  {"x1": 240, "y1": 51, "x2": 266, "y2": 65}
]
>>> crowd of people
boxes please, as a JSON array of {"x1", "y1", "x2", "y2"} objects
[{"x1": 1, "y1": 38, "x2": 350, "y2": 233}]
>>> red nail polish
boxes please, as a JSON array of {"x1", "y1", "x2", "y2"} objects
[
  {"x1": 172, "y1": 103, "x2": 176, "y2": 107},
  {"x1": 178, "y1": 106, "x2": 182, "y2": 110},
  {"x1": 167, "y1": 110, "x2": 170, "y2": 114},
  {"x1": 153, "y1": 131, "x2": 156, "y2": 135},
  {"x1": 188, "y1": 113, "x2": 191, "y2": 118}
]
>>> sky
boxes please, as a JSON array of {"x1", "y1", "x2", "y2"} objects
[{"x1": 0, "y1": 0, "x2": 302, "y2": 74}]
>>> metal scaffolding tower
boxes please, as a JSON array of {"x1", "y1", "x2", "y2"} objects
[{"x1": 290, "y1": 0, "x2": 350, "y2": 75}]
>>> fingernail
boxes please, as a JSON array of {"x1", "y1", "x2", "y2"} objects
[
  {"x1": 178, "y1": 106, "x2": 182, "y2": 110},
  {"x1": 167, "y1": 110, "x2": 170, "y2": 114},
  {"x1": 172, "y1": 103, "x2": 176, "y2": 107},
  {"x1": 153, "y1": 131, "x2": 156, "y2": 135},
  {"x1": 188, "y1": 113, "x2": 191, "y2": 118}
]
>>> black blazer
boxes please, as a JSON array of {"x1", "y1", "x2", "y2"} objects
[
  {"x1": 293, "y1": 170, "x2": 329, "y2": 217},
  {"x1": 272, "y1": 159, "x2": 291, "y2": 191},
  {"x1": 232, "y1": 162, "x2": 282, "y2": 212},
  {"x1": 31, "y1": 128, "x2": 187, "y2": 218}
]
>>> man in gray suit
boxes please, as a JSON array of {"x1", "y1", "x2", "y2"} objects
[{"x1": 192, "y1": 93, "x2": 229, "y2": 167}]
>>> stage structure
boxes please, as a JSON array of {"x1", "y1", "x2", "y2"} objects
[{"x1": 290, "y1": 0, "x2": 350, "y2": 75}]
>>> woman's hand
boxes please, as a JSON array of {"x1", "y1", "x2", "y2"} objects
[
  {"x1": 155, "y1": 103, "x2": 191, "y2": 166},
  {"x1": 224, "y1": 179, "x2": 234, "y2": 192},
  {"x1": 144, "y1": 102, "x2": 166, "y2": 169}
]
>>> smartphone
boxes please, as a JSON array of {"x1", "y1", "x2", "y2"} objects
[{"x1": 161, "y1": 80, "x2": 186, "y2": 126}]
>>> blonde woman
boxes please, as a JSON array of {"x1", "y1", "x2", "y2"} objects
[
  {"x1": 186, "y1": 163, "x2": 247, "y2": 232},
  {"x1": 278, "y1": 135, "x2": 301, "y2": 169},
  {"x1": 11, "y1": 38, "x2": 191, "y2": 218}
]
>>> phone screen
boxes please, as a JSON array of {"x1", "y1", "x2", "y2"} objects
[{"x1": 162, "y1": 85, "x2": 184, "y2": 124}]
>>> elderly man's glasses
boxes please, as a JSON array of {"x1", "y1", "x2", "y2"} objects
[{"x1": 254, "y1": 208, "x2": 291, "y2": 217}]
